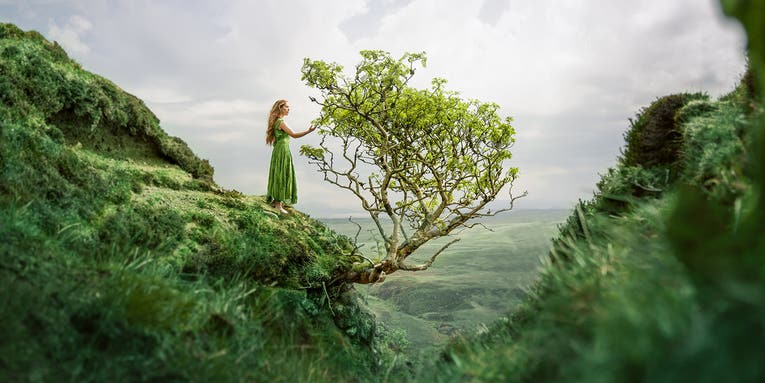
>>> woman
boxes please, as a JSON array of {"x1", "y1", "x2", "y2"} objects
[{"x1": 265, "y1": 99, "x2": 316, "y2": 214}]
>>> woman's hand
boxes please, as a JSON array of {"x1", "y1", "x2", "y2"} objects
[{"x1": 308, "y1": 124, "x2": 317, "y2": 132}]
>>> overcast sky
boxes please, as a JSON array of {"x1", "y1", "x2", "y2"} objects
[{"x1": 2, "y1": 0, "x2": 747, "y2": 217}]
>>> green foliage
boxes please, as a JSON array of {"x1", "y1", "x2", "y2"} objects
[
  {"x1": 301, "y1": 51, "x2": 517, "y2": 227},
  {"x1": 301, "y1": 50, "x2": 520, "y2": 277}
]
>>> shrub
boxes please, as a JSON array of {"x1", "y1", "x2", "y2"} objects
[{"x1": 621, "y1": 93, "x2": 707, "y2": 172}]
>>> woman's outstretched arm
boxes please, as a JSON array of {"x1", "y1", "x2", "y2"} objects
[{"x1": 278, "y1": 121, "x2": 316, "y2": 138}]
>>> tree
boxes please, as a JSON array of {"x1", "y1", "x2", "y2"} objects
[{"x1": 300, "y1": 50, "x2": 525, "y2": 284}]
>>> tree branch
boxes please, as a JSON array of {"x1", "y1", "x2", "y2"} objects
[{"x1": 398, "y1": 238, "x2": 460, "y2": 271}]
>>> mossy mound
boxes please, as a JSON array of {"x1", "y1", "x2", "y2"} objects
[
  {"x1": 621, "y1": 93, "x2": 706, "y2": 171},
  {"x1": 0, "y1": 22, "x2": 213, "y2": 179}
]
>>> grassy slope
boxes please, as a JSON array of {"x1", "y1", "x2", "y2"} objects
[
  {"x1": 0, "y1": 23, "x2": 405, "y2": 382},
  {"x1": 419, "y1": 4, "x2": 765, "y2": 382}
]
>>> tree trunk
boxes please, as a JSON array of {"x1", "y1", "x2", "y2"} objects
[{"x1": 344, "y1": 260, "x2": 398, "y2": 284}]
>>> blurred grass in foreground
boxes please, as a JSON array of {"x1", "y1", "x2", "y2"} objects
[{"x1": 419, "y1": 2, "x2": 765, "y2": 381}]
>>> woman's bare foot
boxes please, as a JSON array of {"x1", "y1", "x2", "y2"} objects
[{"x1": 271, "y1": 201, "x2": 289, "y2": 214}]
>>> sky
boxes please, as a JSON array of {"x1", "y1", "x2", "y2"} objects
[{"x1": 1, "y1": 0, "x2": 748, "y2": 218}]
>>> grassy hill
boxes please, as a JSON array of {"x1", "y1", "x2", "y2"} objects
[{"x1": 0, "y1": 23, "x2": 405, "y2": 382}]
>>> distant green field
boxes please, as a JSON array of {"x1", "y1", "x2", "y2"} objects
[{"x1": 321, "y1": 209, "x2": 569, "y2": 353}]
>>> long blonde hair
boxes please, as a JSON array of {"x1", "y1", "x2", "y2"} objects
[{"x1": 266, "y1": 99, "x2": 287, "y2": 146}]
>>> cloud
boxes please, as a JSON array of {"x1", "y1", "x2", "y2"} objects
[
  {"x1": 47, "y1": 14, "x2": 91, "y2": 54},
  {"x1": 344, "y1": 0, "x2": 745, "y2": 212},
  {"x1": 127, "y1": 87, "x2": 193, "y2": 104}
]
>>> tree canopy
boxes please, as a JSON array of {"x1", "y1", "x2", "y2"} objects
[{"x1": 300, "y1": 50, "x2": 524, "y2": 283}]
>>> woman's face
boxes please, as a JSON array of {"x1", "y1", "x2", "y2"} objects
[{"x1": 281, "y1": 103, "x2": 291, "y2": 116}]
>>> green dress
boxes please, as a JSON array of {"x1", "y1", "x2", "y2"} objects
[{"x1": 266, "y1": 118, "x2": 298, "y2": 205}]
